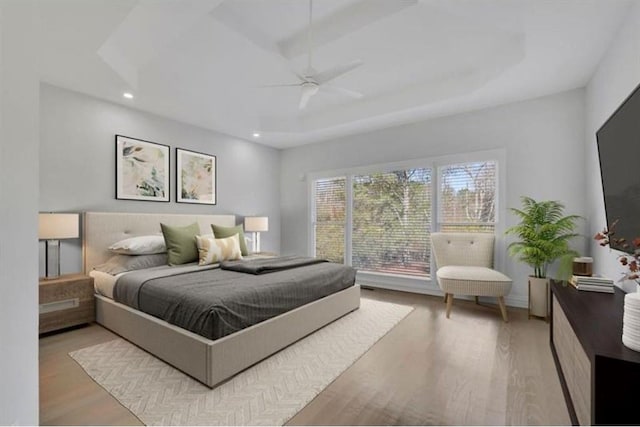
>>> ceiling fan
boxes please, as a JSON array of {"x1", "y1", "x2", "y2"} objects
[{"x1": 260, "y1": 0, "x2": 364, "y2": 110}]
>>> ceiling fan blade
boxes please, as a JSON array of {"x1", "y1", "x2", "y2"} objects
[
  {"x1": 299, "y1": 91, "x2": 312, "y2": 109},
  {"x1": 314, "y1": 59, "x2": 363, "y2": 84},
  {"x1": 299, "y1": 84, "x2": 319, "y2": 109},
  {"x1": 255, "y1": 83, "x2": 301, "y2": 88},
  {"x1": 321, "y1": 85, "x2": 363, "y2": 99}
]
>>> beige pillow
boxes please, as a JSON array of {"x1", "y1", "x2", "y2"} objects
[{"x1": 196, "y1": 234, "x2": 243, "y2": 265}]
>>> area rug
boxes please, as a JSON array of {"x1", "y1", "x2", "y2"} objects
[{"x1": 69, "y1": 298, "x2": 413, "y2": 426}]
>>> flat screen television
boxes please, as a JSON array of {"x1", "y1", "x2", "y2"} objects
[{"x1": 597, "y1": 82, "x2": 640, "y2": 253}]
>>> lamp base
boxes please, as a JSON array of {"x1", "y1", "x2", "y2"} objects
[
  {"x1": 252, "y1": 232, "x2": 261, "y2": 253},
  {"x1": 44, "y1": 239, "x2": 61, "y2": 279}
]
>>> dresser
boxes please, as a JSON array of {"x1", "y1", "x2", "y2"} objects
[
  {"x1": 39, "y1": 274, "x2": 95, "y2": 334},
  {"x1": 551, "y1": 281, "x2": 640, "y2": 425}
]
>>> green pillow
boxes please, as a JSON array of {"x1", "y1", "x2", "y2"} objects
[
  {"x1": 160, "y1": 222, "x2": 200, "y2": 265},
  {"x1": 211, "y1": 224, "x2": 248, "y2": 256}
]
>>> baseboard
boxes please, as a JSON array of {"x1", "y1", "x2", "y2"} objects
[{"x1": 357, "y1": 279, "x2": 528, "y2": 309}]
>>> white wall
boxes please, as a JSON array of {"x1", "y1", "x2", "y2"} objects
[
  {"x1": 0, "y1": 1, "x2": 40, "y2": 424},
  {"x1": 585, "y1": 2, "x2": 640, "y2": 292},
  {"x1": 40, "y1": 84, "x2": 281, "y2": 273},
  {"x1": 281, "y1": 89, "x2": 588, "y2": 307}
]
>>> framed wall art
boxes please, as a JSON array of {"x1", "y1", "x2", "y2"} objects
[
  {"x1": 115, "y1": 135, "x2": 170, "y2": 202},
  {"x1": 176, "y1": 148, "x2": 217, "y2": 205}
]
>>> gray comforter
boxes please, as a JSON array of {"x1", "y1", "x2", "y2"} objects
[
  {"x1": 113, "y1": 260, "x2": 356, "y2": 340},
  {"x1": 221, "y1": 255, "x2": 327, "y2": 274}
]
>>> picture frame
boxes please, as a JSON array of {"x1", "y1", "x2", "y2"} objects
[
  {"x1": 115, "y1": 135, "x2": 170, "y2": 202},
  {"x1": 176, "y1": 148, "x2": 217, "y2": 205}
]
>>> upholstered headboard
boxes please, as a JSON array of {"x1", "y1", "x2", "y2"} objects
[{"x1": 83, "y1": 211, "x2": 236, "y2": 274}]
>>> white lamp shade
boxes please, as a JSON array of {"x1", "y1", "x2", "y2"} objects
[
  {"x1": 39, "y1": 213, "x2": 79, "y2": 240},
  {"x1": 244, "y1": 216, "x2": 268, "y2": 232}
]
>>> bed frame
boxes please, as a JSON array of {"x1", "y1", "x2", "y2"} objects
[{"x1": 83, "y1": 212, "x2": 361, "y2": 387}]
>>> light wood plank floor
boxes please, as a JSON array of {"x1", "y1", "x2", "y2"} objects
[{"x1": 39, "y1": 289, "x2": 570, "y2": 426}]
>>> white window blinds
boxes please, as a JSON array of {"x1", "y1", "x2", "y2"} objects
[
  {"x1": 438, "y1": 161, "x2": 496, "y2": 232},
  {"x1": 313, "y1": 177, "x2": 346, "y2": 264},
  {"x1": 352, "y1": 168, "x2": 432, "y2": 277}
]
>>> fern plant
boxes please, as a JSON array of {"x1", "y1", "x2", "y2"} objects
[{"x1": 505, "y1": 196, "x2": 581, "y2": 279}]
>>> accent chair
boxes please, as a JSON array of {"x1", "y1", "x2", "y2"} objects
[{"x1": 431, "y1": 232, "x2": 512, "y2": 322}]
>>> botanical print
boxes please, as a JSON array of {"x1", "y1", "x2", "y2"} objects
[
  {"x1": 116, "y1": 135, "x2": 169, "y2": 202},
  {"x1": 177, "y1": 148, "x2": 216, "y2": 205}
]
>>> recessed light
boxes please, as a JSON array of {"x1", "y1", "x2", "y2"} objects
[
  {"x1": 123, "y1": 92, "x2": 134, "y2": 99},
  {"x1": 252, "y1": 132, "x2": 261, "y2": 138}
]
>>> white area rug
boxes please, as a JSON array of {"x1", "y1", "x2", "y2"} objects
[{"x1": 70, "y1": 298, "x2": 413, "y2": 426}]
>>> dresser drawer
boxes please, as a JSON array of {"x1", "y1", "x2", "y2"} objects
[{"x1": 553, "y1": 296, "x2": 591, "y2": 425}]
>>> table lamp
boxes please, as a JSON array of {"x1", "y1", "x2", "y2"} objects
[
  {"x1": 244, "y1": 216, "x2": 268, "y2": 253},
  {"x1": 39, "y1": 213, "x2": 79, "y2": 279}
]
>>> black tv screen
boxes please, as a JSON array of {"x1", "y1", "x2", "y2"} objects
[{"x1": 597, "y1": 82, "x2": 640, "y2": 253}]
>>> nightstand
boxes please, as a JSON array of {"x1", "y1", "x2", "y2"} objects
[{"x1": 39, "y1": 274, "x2": 95, "y2": 334}]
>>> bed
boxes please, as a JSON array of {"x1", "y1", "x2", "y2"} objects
[{"x1": 83, "y1": 212, "x2": 361, "y2": 388}]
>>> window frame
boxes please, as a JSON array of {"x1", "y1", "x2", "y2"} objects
[
  {"x1": 308, "y1": 149, "x2": 506, "y2": 291},
  {"x1": 436, "y1": 160, "x2": 499, "y2": 230}
]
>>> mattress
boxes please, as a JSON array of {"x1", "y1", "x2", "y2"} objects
[{"x1": 112, "y1": 259, "x2": 357, "y2": 341}]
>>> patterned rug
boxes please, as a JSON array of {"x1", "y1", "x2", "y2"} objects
[{"x1": 70, "y1": 298, "x2": 413, "y2": 426}]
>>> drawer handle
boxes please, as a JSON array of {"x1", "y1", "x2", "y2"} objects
[{"x1": 39, "y1": 298, "x2": 79, "y2": 314}]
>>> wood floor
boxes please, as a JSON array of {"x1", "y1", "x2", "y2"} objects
[{"x1": 39, "y1": 289, "x2": 571, "y2": 426}]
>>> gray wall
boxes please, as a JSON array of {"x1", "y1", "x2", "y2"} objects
[
  {"x1": 40, "y1": 84, "x2": 281, "y2": 274},
  {"x1": 585, "y1": 2, "x2": 640, "y2": 292},
  {"x1": 280, "y1": 89, "x2": 588, "y2": 307},
  {"x1": 0, "y1": 1, "x2": 40, "y2": 424}
]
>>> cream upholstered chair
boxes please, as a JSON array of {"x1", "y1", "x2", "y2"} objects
[{"x1": 431, "y1": 232, "x2": 512, "y2": 322}]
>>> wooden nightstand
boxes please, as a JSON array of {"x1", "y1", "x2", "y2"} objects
[{"x1": 39, "y1": 274, "x2": 95, "y2": 334}]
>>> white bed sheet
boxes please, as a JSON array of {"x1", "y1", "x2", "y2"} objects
[{"x1": 89, "y1": 270, "x2": 124, "y2": 299}]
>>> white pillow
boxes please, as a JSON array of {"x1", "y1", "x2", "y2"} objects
[
  {"x1": 196, "y1": 234, "x2": 243, "y2": 266},
  {"x1": 109, "y1": 235, "x2": 167, "y2": 255}
]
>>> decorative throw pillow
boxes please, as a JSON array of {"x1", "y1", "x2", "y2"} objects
[
  {"x1": 108, "y1": 235, "x2": 167, "y2": 255},
  {"x1": 93, "y1": 254, "x2": 168, "y2": 275},
  {"x1": 160, "y1": 222, "x2": 200, "y2": 265},
  {"x1": 211, "y1": 224, "x2": 249, "y2": 256},
  {"x1": 196, "y1": 234, "x2": 243, "y2": 265}
]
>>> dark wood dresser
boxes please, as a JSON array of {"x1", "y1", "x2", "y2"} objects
[{"x1": 551, "y1": 281, "x2": 640, "y2": 425}]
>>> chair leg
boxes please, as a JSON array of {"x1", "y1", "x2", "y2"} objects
[
  {"x1": 446, "y1": 293, "x2": 453, "y2": 318},
  {"x1": 443, "y1": 294, "x2": 448, "y2": 303},
  {"x1": 475, "y1": 296, "x2": 479, "y2": 305},
  {"x1": 498, "y1": 296, "x2": 508, "y2": 322}
]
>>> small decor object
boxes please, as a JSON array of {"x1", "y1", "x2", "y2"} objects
[
  {"x1": 38, "y1": 213, "x2": 79, "y2": 279},
  {"x1": 573, "y1": 256, "x2": 593, "y2": 276},
  {"x1": 568, "y1": 275, "x2": 614, "y2": 293},
  {"x1": 505, "y1": 196, "x2": 581, "y2": 320},
  {"x1": 115, "y1": 135, "x2": 169, "y2": 202},
  {"x1": 244, "y1": 216, "x2": 269, "y2": 253},
  {"x1": 623, "y1": 293, "x2": 640, "y2": 352},
  {"x1": 176, "y1": 148, "x2": 216, "y2": 205}
]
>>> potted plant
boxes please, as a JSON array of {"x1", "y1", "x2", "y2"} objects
[{"x1": 505, "y1": 196, "x2": 581, "y2": 320}]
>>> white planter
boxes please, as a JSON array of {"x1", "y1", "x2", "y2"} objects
[{"x1": 528, "y1": 276, "x2": 549, "y2": 320}]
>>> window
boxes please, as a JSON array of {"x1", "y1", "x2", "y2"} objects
[
  {"x1": 310, "y1": 154, "x2": 500, "y2": 281},
  {"x1": 438, "y1": 161, "x2": 497, "y2": 233},
  {"x1": 313, "y1": 177, "x2": 346, "y2": 263},
  {"x1": 352, "y1": 169, "x2": 431, "y2": 277}
]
